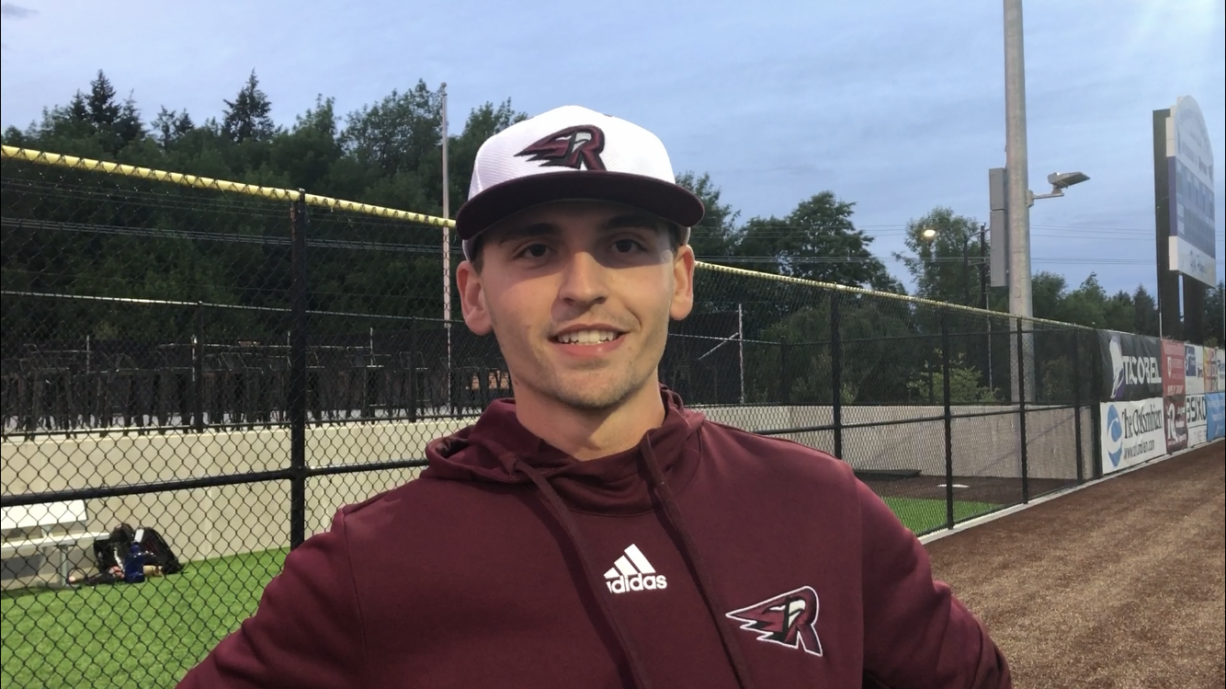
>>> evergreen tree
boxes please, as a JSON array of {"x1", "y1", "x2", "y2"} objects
[
  {"x1": 1133, "y1": 285, "x2": 1159, "y2": 336},
  {"x1": 152, "y1": 107, "x2": 196, "y2": 149},
  {"x1": 86, "y1": 70, "x2": 120, "y2": 128},
  {"x1": 113, "y1": 94, "x2": 145, "y2": 146},
  {"x1": 222, "y1": 71, "x2": 275, "y2": 143}
]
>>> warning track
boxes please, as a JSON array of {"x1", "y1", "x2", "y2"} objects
[{"x1": 926, "y1": 440, "x2": 1225, "y2": 689}]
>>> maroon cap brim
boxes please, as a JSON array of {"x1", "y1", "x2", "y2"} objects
[{"x1": 454, "y1": 171, "x2": 705, "y2": 241}]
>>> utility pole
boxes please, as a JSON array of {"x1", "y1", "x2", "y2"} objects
[
  {"x1": 962, "y1": 234, "x2": 972, "y2": 306},
  {"x1": 441, "y1": 82, "x2": 452, "y2": 412},
  {"x1": 979, "y1": 224, "x2": 989, "y2": 311}
]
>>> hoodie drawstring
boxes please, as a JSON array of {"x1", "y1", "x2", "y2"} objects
[
  {"x1": 513, "y1": 459, "x2": 655, "y2": 689},
  {"x1": 638, "y1": 434, "x2": 759, "y2": 689}
]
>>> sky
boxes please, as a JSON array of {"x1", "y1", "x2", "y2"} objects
[{"x1": 2, "y1": 0, "x2": 1224, "y2": 299}]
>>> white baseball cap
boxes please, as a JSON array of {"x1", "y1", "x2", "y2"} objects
[{"x1": 456, "y1": 105, "x2": 705, "y2": 259}]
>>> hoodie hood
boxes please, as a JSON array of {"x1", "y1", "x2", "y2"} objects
[{"x1": 422, "y1": 386, "x2": 705, "y2": 515}]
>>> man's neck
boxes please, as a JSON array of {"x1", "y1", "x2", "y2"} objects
[{"x1": 513, "y1": 383, "x2": 666, "y2": 461}]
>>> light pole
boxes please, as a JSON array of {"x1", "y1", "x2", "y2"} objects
[
  {"x1": 440, "y1": 82, "x2": 452, "y2": 412},
  {"x1": 1001, "y1": 0, "x2": 1095, "y2": 402}
]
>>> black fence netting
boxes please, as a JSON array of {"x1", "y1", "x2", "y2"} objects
[{"x1": 2, "y1": 149, "x2": 1099, "y2": 687}]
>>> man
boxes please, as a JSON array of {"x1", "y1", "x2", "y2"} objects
[{"x1": 179, "y1": 105, "x2": 1010, "y2": 688}]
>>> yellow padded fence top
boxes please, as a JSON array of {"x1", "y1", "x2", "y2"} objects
[
  {"x1": 0, "y1": 144, "x2": 1087, "y2": 328},
  {"x1": 1, "y1": 145, "x2": 453, "y2": 228}
]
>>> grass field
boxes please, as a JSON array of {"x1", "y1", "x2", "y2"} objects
[
  {"x1": 0, "y1": 548, "x2": 287, "y2": 689},
  {"x1": 883, "y1": 496, "x2": 1002, "y2": 535},
  {"x1": 0, "y1": 497, "x2": 997, "y2": 688}
]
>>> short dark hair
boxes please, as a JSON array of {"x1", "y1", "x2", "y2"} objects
[{"x1": 468, "y1": 222, "x2": 683, "y2": 274}]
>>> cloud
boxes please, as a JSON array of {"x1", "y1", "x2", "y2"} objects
[{"x1": 1, "y1": 3, "x2": 36, "y2": 19}]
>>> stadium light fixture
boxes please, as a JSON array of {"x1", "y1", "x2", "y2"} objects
[{"x1": 1030, "y1": 171, "x2": 1090, "y2": 203}]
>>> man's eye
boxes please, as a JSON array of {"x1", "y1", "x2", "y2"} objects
[
  {"x1": 612, "y1": 239, "x2": 645, "y2": 254},
  {"x1": 517, "y1": 243, "x2": 550, "y2": 259}
]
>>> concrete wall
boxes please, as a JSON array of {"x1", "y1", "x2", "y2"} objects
[
  {"x1": 1, "y1": 418, "x2": 473, "y2": 586},
  {"x1": 2, "y1": 404, "x2": 1088, "y2": 583},
  {"x1": 698, "y1": 404, "x2": 1088, "y2": 480}
]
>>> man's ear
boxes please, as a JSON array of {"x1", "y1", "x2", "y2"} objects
[
  {"x1": 669, "y1": 243, "x2": 696, "y2": 321},
  {"x1": 456, "y1": 260, "x2": 492, "y2": 335}
]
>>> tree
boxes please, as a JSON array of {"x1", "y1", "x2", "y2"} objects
[
  {"x1": 112, "y1": 94, "x2": 145, "y2": 148},
  {"x1": 738, "y1": 192, "x2": 897, "y2": 290},
  {"x1": 895, "y1": 207, "x2": 986, "y2": 306},
  {"x1": 67, "y1": 92, "x2": 91, "y2": 127},
  {"x1": 27, "y1": 91, "x2": 95, "y2": 143},
  {"x1": 338, "y1": 80, "x2": 444, "y2": 212},
  {"x1": 676, "y1": 171, "x2": 740, "y2": 259},
  {"x1": 222, "y1": 71, "x2": 275, "y2": 144},
  {"x1": 1103, "y1": 289, "x2": 1135, "y2": 333},
  {"x1": 268, "y1": 96, "x2": 343, "y2": 191},
  {"x1": 1061, "y1": 273, "x2": 1109, "y2": 328},
  {"x1": 342, "y1": 81, "x2": 441, "y2": 177},
  {"x1": 906, "y1": 351, "x2": 998, "y2": 404},
  {"x1": 151, "y1": 106, "x2": 195, "y2": 150},
  {"x1": 1030, "y1": 272, "x2": 1068, "y2": 321},
  {"x1": 86, "y1": 70, "x2": 120, "y2": 129},
  {"x1": 446, "y1": 100, "x2": 527, "y2": 211},
  {"x1": 1132, "y1": 285, "x2": 1159, "y2": 336},
  {"x1": 1206, "y1": 281, "x2": 1225, "y2": 346},
  {"x1": 754, "y1": 296, "x2": 921, "y2": 404}
]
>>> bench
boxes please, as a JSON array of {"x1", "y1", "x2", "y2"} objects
[{"x1": 1, "y1": 500, "x2": 109, "y2": 587}]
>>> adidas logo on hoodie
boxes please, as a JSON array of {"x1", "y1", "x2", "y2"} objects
[{"x1": 604, "y1": 544, "x2": 667, "y2": 594}]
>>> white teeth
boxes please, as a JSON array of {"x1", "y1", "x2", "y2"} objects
[{"x1": 557, "y1": 330, "x2": 619, "y2": 345}]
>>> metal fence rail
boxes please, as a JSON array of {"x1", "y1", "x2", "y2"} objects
[{"x1": 2, "y1": 147, "x2": 1099, "y2": 688}]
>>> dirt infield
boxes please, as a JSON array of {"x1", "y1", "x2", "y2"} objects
[{"x1": 926, "y1": 440, "x2": 1225, "y2": 689}]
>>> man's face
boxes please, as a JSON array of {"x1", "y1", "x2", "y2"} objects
[{"x1": 456, "y1": 200, "x2": 695, "y2": 412}]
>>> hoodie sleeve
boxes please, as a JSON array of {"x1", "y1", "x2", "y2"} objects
[
  {"x1": 176, "y1": 510, "x2": 366, "y2": 689},
  {"x1": 856, "y1": 482, "x2": 1011, "y2": 689}
]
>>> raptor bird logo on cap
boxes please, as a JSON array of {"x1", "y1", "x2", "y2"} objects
[{"x1": 516, "y1": 125, "x2": 607, "y2": 171}]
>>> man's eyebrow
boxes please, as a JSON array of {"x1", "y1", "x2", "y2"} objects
[
  {"x1": 494, "y1": 214, "x2": 662, "y2": 245},
  {"x1": 494, "y1": 222, "x2": 560, "y2": 245},
  {"x1": 599, "y1": 213, "x2": 665, "y2": 232}
]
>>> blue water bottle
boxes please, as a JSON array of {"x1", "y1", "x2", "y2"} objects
[{"x1": 124, "y1": 542, "x2": 145, "y2": 583}]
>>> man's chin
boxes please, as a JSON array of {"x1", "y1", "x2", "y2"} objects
[{"x1": 548, "y1": 376, "x2": 650, "y2": 412}]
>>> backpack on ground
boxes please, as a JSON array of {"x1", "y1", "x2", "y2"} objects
[{"x1": 73, "y1": 523, "x2": 184, "y2": 586}]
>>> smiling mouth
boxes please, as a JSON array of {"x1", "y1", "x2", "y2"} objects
[{"x1": 553, "y1": 329, "x2": 623, "y2": 345}]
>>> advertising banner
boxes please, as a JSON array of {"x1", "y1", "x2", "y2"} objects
[
  {"x1": 1186, "y1": 394, "x2": 1208, "y2": 447},
  {"x1": 1164, "y1": 395, "x2": 1188, "y2": 453},
  {"x1": 1206, "y1": 348, "x2": 1218, "y2": 393},
  {"x1": 1184, "y1": 344, "x2": 1205, "y2": 395},
  {"x1": 1100, "y1": 398, "x2": 1167, "y2": 474},
  {"x1": 1098, "y1": 330, "x2": 1163, "y2": 401},
  {"x1": 1208, "y1": 393, "x2": 1225, "y2": 442},
  {"x1": 1161, "y1": 340, "x2": 1186, "y2": 397},
  {"x1": 1211, "y1": 348, "x2": 1221, "y2": 392}
]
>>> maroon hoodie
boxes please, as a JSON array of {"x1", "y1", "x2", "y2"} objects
[{"x1": 179, "y1": 388, "x2": 1010, "y2": 688}]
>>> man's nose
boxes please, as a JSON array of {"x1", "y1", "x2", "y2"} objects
[{"x1": 557, "y1": 250, "x2": 609, "y2": 306}]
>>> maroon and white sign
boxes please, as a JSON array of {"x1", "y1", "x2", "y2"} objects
[
  {"x1": 1164, "y1": 396, "x2": 1188, "y2": 453},
  {"x1": 1162, "y1": 340, "x2": 1186, "y2": 398}
]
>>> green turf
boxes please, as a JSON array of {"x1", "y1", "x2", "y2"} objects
[
  {"x1": 884, "y1": 496, "x2": 1002, "y2": 535},
  {"x1": 1, "y1": 498, "x2": 999, "y2": 687},
  {"x1": 0, "y1": 547, "x2": 287, "y2": 689}
]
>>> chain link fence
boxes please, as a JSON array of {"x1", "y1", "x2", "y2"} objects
[{"x1": 2, "y1": 146, "x2": 1097, "y2": 687}]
